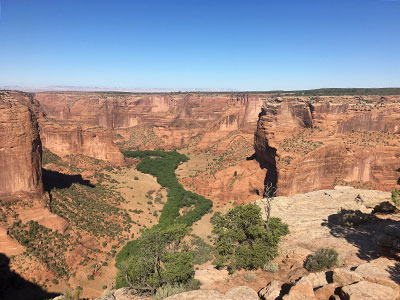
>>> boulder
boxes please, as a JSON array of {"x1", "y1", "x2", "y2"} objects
[
  {"x1": 333, "y1": 267, "x2": 362, "y2": 286},
  {"x1": 165, "y1": 287, "x2": 258, "y2": 300},
  {"x1": 258, "y1": 281, "x2": 282, "y2": 300},
  {"x1": 225, "y1": 286, "x2": 259, "y2": 300},
  {"x1": 282, "y1": 276, "x2": 316, "y2": 300},
  {"x1": 339, "y1": 281, "x2": 399, "y2": 300},
  {"x1": 314, "y1": 283, "x2": 336, "y2": 300},
  {"x1": 298, "y1": 271, "x2": 328, "y2": 288},
  {"x1": 165, "y1": 290, "x2": 229, "y2": 300}
]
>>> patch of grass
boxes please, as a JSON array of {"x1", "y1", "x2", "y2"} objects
[
  {"x1": 392, "y1": 189, "x2": 400, "y2": 206},
  {"x1": 263, "y1": 261, "x2": 278, "y2": 273},
  {"x1": 304, "y1": 248, "x2": 339, "y2": 272}
]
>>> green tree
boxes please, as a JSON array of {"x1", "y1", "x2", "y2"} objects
[
  {"x1": 117, "y1": 223, "x2": 194, "y2": 294},
  {"x1": 212, "y1": 203, "x2": 289, "y2": 273}
]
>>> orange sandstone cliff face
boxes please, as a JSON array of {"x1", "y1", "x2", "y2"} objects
[
  {"x1": 34, "y1": 92, "x2": 267, "y2": 203},
  {"x1": 39, "y1": 120, "x2": 125, "y2": 165},
  {"x1": 34, "y1": 92, "x2": 264, "y2": 149},
  {"x1": 0, "y1": 91, "x2": 43, "y2": 201},
  {"x1": 254, "y1": 96, "x2": 400, "y2": 196}
]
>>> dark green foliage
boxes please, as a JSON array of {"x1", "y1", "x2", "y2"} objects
[
  {"x1": 51, "y1": 181, "x2": 131, "y2": 238},
  {"x1": 8, "y1": 220, "x2": 70, "y2": 278},
  {"x1": 52, "y1": 279, "x2": 59, "y2": 285},
  {"x1": 87, "y1": 275, "x2": 94, "y2": 280},
  {"x1": 304, "y1": 248, "x2": 339, "y2": 272},
  {"x1": 116, "y1": 224, "x2": 194, "y2": 294},
  {"x1": 212, "y1": 203, "x2": 289, "y2": 273},
  {"x1": 122, "y1": 150, "x2": 212, "y2": 228},
  {"x1": 392, "y1": 189, "x2": 400, "y2": 206},
  {"x1": 190, "y1": 235, "x2": 214, "y2": 265},
  {"x1": 116, "y1": 150, "x2": 214, "y2": 295},
  {"x1": 42, "y1": 148, "x2": 66, "y2": 166}
]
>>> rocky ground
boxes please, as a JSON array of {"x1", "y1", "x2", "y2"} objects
[{"x1": 55, "y1": 186, "x2": 400, "y2": 300}]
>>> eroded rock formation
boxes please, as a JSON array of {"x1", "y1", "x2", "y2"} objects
[
  {"x1": 254, "y1": 96, "x2": 400, "y2": 196},
  {"x1": 34, "y1": 92, "x2": 267, "y2": 202},
  {"x1": 0, "y1": 91, "x2": 43, "y2": 201}
]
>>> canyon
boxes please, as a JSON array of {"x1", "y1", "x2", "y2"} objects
[
  {"x1": 33, "y1": 92, "x2": 400, "y2": 200},
  {"x1": 0, "y1": 90, "x2": 399, "y2": 299},
  {"x1": 0, "y1": 91, "x2": 43, "y2": 201}
]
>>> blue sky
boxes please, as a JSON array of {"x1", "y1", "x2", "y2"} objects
[{"x1": 0, "y1": 0, "x2": 399, "y2": 90}]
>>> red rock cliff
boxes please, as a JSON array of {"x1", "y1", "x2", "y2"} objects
[
  {"x1": 254, "y1": 96, "x2": 400, "y2": 196},
  {"x1": 34, "y1": 92, "x2": 264, "y2": 150},
  {"x1": 0, "y1": 91, "x2": 43, "y2": 201}
]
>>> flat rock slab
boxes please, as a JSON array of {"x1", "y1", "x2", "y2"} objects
[
  {"x1": 340, "y1": 281, "x2": 399, "y2": 300},
  {"x1": 165, "y1": 287, "x2": 258, "y2": 300}
]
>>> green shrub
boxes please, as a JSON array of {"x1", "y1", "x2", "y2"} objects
[
  {"x1": 87, "y1": 274, "x2": 94, "y2": 280},
  {"x1": 190, "y1": 235, "x2": 214, "y2": 265},
  {"x1": 154, "y1": 283, "x2": 188, "y2": 300},
  {"x1": 116, "y1": 224, "x2": 195, "y2": 294},
  {"x1": 304, "y1": 248, "x2": 339, "y2": 272},
  {"x1": 64, "y1": 288, "x2": 80, "y2": 300},
  {"x1": 392, "y1": 189, "x2": 400, "y2": 206},
  {"x1": 263, "y1": 261, "x2": 278, "y2": 273},
  {"x1": 212, "y1": 203, "x2": 289, "y2": 273},
  {"x1": 244, "y1": 273, "x2": 256, "y2": 282},
  {"x1": 52, "y1": 278, "x2": 59, "y2": 285},
  {"x1": 102, "y1": 285, "x2": 107, "y2": 290}
]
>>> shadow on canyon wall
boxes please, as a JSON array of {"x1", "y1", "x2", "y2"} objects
[
  {"x1": 0, "y1": 253, "x2": 60, "y2": 300},
  {"x1": 247, "y1": 150, "x2": 278, "y2": 197},
  {"x1": 42, "y1": 168, "x2": 95, "y2": 193}
]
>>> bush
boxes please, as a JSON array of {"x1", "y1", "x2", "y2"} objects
[
  {"x1": 154, "y1": 283, "x2": 188, "y2": 300},
  {"x1": 392, "y1": 189, "x2": 400, "y2": 206},
  {"x1": 134, "y1": 176, "x2": 139, "y2": 180},
  {"x1": 244, "y1": 273, "x2": 256, "y2": 282},
  {"x1": 212, "y1": 203, "x2": 289, "y2": 273},
  {"x1": 102, "y1": 285, "x2": 107, "y2": 290},
  {"x1": 263, "y1": 261, "x2": 278, "y2": 273},
  {"x1": 87, "y1": 274, "x2": 94, "y2": 280},
  {"x1": 52, "y1": 278, "x2": 59, "y2": 284},
  {"x1": 116, "y1": 224, "x2": 195, "y2": 294},
  {"x1": 154, "y1": 279, "x2": 200, "y2": 300},
  {"x1": 64, "y1": 288, "x2": 81, "y2": 300},
  {"x1": 304, "y1": 248, "x2": 339, "y2": 272}
]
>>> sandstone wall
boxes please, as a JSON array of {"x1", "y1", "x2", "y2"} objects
[
  {"x1": 0, "y1": 92, "x2": 43, "y2": 201},
  {"x1": 254, "y1": 96, "x2": 400, "y2": 196},
  {"x1": 39, "y1": 120, "x2": 125, "y2": 165},
  {"x1": 34, "y1": 92, "x2": 265, "y2": 150}
]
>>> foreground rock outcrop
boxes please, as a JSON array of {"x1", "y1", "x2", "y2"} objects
[
  {"x1": 259, "y1": 258, "x2": 400, "y2": 300},
  {"x1": 0, "y1": 91, "x2": 43, "y2": 201}
]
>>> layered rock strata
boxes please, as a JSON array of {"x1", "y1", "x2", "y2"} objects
[
  {"x1": 0, "y1": 91, "x2": 43, "y2": 201},
  {"x1": 254, "y1": 96, "x2": 400, "y2": 196}
]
